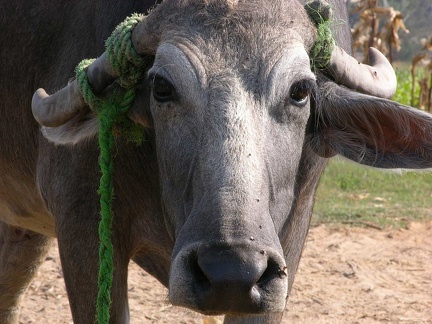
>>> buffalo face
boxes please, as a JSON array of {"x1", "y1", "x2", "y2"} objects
[
  {"x1": 34, "y1": 0, "x2": 318, "y2": 315},
  {"x1": 145, "y1": 10, "x2": 316, "y2": 313}
]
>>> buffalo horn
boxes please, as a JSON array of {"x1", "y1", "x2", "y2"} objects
[
  {"x1": 326, "y1": 47, "x2": 397, "y2": 99},
  {"x1": 32, "y1": 52, "x2": 118, "y2": 127}
]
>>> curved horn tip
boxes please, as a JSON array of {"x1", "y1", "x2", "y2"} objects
[
  {"x1": 31, "y1": 85, "x2": 85, "y2": 128},
  {"x1": 327, "y1": 46, "x2": 397, "y2": 99},
  {"x1": 368, "y1": 47, "x2": 397, "y2": 98},
  {"x1": 32, "y1": 88, "x2": 49, "y2": 102},
  {"x1": 368, "y1": 47, "x2": 389, "y2": 66},
  {"x1": 32, "y1": 88, "x2": 49, "y2": 125}
]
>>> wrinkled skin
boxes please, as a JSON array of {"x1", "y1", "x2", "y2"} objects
[{"x1": 1, "y1": 1, "x2": 432, "y2": 324}]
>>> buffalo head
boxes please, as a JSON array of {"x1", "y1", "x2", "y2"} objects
[{"x1": 31, "y1": 0, "x2": 432, "y2": 320}]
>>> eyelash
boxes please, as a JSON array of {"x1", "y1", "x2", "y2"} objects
[
  {"x1": 149, "y1": 74, "x2": 176, "y2": 102},
  {"x1": 289, "y1": 80, "x2": 313, "y2": 107}
]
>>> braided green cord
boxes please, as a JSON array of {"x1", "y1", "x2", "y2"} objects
[
  {"x1": 75, "y1": 14, "x2": 145, "y2": 324},
  {"x1": 305, "y1": 1, "x2": 335, "y2": 71},
  {"x1": 76, "y1": 59, "x2": 98, "y2": 108},
  {"x1": 96, "y1": 103, "x2": 116, "y2": 324},
  {"x1": 106, "y1": 14, "x2": 146, "y2": 88}
]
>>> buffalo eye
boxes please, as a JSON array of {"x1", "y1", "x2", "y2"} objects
[
  {"x1": 151, "y1": 74, "x2": 175, "y2": 102},
  {"x1": 289, "y1": 80, "x2": 311, "y2": 107}
]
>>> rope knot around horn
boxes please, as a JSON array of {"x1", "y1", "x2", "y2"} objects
[
  {"x1": 305, "y1": 0, "x2": 335, "y2": 71},
  {"x1": 105, "y1": 14, "x2": 147, "y2": 88},
  {"x1": 74, "y1": 13, "x2": 146, "y2": 324}
]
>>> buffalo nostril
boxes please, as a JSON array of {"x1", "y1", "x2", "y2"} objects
[
  {"x1": 189, "y1": 251, "x2": 211, "y2": 292},
  {"x1": 188, "y1": 246, "x2": 285, "y2": 314},
  {"x1": 256, "y1": 257, "x2": 284, "y2": 288}
]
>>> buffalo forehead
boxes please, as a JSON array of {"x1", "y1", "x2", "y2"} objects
[{"x1": 154, "y1": 0, "x2": 316, "y2": 70}]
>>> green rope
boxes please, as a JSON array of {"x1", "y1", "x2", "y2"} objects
[
  {"x1": 305, "y1": 0, "x2": 335, "y2": 71},
  {"x1": 105, "y1": 14, "x2": 147, "y2": 88},
  {"x1": 75, "y1": 14, "x2": 146, "y2": 324}
]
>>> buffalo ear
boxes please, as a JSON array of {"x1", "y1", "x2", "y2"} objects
[
  {"x1": 309, "y1": 81, "x2": 432, "y2": 169},
  {"x1": 41, "y1": 109, "x2": 98, "y2": 145}
]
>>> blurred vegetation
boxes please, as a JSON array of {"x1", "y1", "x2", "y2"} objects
[
  {"x1": 313, "y1": 158, "x2": 432, "y2": 228},
  {"x1": 393, "y1": 66, "x2": 421, "y2": 107},
  {"x1": 350, "y1": 0, "x2": 409, "y2": 64},
  {"x1": 348, "y1": 0, "x2": 432, "y2": 61},
  {"x1": 384, "y1": 0, "x2": 432, "y2": 62},
  {"x1": 348, "y1": 0, "x2": 432, "y2": 110}
]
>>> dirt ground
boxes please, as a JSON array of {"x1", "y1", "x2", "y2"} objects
[{"x1": 18, "y1": 221, "x2": 432, "y2": 324}]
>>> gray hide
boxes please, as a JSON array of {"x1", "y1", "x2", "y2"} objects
[{"x1": 1, "y1": 1, "x2": 432, "y2": 324}]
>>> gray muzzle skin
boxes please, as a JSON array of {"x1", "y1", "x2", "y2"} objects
[{"x1": 169, "y1": 240, "x2": 288, "y2": 315}]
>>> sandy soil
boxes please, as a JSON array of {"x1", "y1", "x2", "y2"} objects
[{"x1": 18, "y1": 222, "x2": 432, "y2": 324}]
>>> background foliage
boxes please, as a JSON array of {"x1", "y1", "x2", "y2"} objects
[
  {"x1": 313, "y1": 158, "x2": 432, "y2": 228},
  {"x1": 348, "y1": 0, "x2": 432, "y2": 61}
]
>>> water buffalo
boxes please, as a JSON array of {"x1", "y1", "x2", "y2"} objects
[{"x1": 1, "y1": 0, "x2": 432, "y2": 323}]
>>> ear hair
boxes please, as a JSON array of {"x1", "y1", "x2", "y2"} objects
[
  {"x1": 309, "y1": 79, "x2": 432, "y2": 169},
  {"x1": 41, "y1": 109, "x2": 98, "y2": 145}
]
